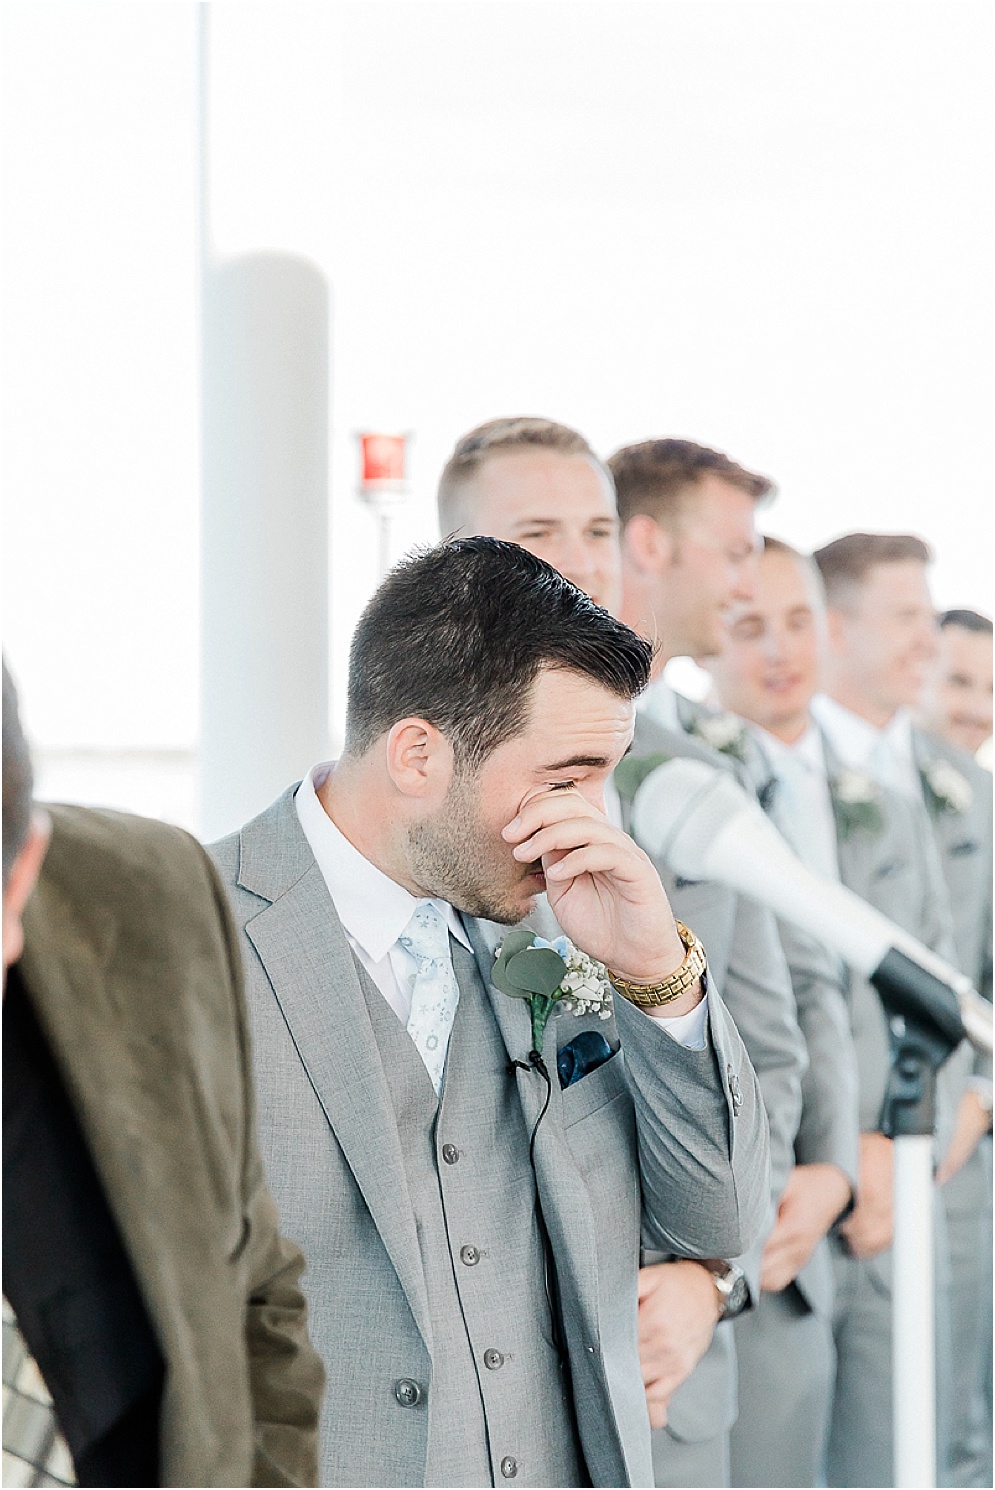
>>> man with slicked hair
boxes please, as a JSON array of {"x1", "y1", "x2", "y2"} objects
[
  {"x1": 211, "y1": 537, "x2": 769, "y2": 1489},
  {"x1": 443, "y1": 422, "x2": 811, "y2": 1490},
  {"x1": 812, "y1": 533, "x2": 993, "y2": 1487}
]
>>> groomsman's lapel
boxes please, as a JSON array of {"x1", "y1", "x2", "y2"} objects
[{"x1": 237, "y1": 790, "x2": 433, "y2": 1351}]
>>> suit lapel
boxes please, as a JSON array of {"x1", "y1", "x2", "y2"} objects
[
  {"x1": 463, "y1": 914, "x2": 602, "y2": 1331},
  {"x1": 240, "y1": 800, "x2": 433, "y2": 1351}
]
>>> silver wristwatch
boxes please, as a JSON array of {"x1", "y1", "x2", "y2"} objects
[{"x1": 701, "y1": 1259, "x2": 750, "y2": 1320}]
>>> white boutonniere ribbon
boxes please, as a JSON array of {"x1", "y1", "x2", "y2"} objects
[
  {"x1": 830, "y1": 768, "x2": 886, "y2": 838},
  {"x1": 690, "y1": 711, "x2": 749, "y2": 763},
  {"x1": 921, "y1": 760, "x2": 973, "y2": 816}
]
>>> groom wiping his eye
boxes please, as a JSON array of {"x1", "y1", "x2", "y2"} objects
[{"x1": 210, "y1": 536, "x2": 769, "y2": 1489}]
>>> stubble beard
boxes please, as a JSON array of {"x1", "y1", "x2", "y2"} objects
[{"x1": 405, "y1": 774, "x2": 534, "y2": 926}]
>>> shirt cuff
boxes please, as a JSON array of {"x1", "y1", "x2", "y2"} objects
[{"x1": 644, "y1": 991, "x2": 709, "y2": 1051}]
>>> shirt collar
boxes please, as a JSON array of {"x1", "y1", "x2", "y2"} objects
[
  {"x1": 811, "y1": 694, "x2": 916, "y2": 772},
  {"x1": 810, "y1": 693, "x2": 883, "y2": 770},
  {"x1": 750, "y1": 719, "x2": 827, "y2": 776},
  {"x1": 295, "y1": 763, "x2": 473, "y2": 964}
]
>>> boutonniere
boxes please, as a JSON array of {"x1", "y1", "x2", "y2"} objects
[
  {"x1": 921, "y1": 759, "x2": 973, "y2": 816},
  {"x1": 689, "y1": 711, "x2": 749, "y2": 763},
  {"x1": 492, "y1": 931, "x2": 612, "y2": 1059},
  {"x1": 613, "y1": 751, "x2": 672, "y2": 804},
  {"x1": 830, "y1": 768, "x2": 886, "y2": 838}
]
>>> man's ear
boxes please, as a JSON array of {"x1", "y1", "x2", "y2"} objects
[
  {"x1": 385, "y1": 718, "x2": 455, "y2": 800},
  {"x1": 622, "y1": 514, "x2": 674, "y2": 575},
  {"x1": 3, "y1": 812, "x2": 51, "y2": 979}
]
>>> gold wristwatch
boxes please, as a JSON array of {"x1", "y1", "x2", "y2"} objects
[{"x1": 607, "y1": 920, "x2": 707, "y2": 1009}]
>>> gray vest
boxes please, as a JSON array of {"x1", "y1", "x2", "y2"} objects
[{"x1": 356, "y1": 938, "x2": 585, "y2": 1488}]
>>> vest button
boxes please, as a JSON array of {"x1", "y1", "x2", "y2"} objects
[
  {"x1": 442, "y1": 1143, "x2": 460, "y2": 1164},
  {"x1": 483, "y1": 1349, "x2": 504, "y2": 1370},
  {"x1": 393, "y1": 1378, "x2": 423, "y2": 1408},
  {"x1": 460, "y1": 1244, "x2": 480, "y2": 1265},
  {"x1": 500, "y1": 1456, "x2": 518, "y2": 1478}
]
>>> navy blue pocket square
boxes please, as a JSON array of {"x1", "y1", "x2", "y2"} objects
[{"x1": 557, "y1": 1031, "x2": 614, "y2": 1089}]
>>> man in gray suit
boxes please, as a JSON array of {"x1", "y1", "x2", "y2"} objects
[
  {"x1": 607, "y1": 441, "x2": 857, "y2": 1487},
  {"x1": 918, "y1": 609, "x2": 993, "y2": 761},
  {"x1": 812, "y1": 534, "x2": 992, "y2": 1487},
  {"x1": 438, "y1": 422, "x2": 810, "y2": 1488},
  {"x1": 211, "y1": 537, "x2": 770, "y2": 1488}
]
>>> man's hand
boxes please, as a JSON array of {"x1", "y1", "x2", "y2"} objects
[
  {"x1": 637, "y1": 1261, "x2": 721, "y2": 1428},
  {"x1": 839, "y1": 1131, "x2": 894, "y2": 1261},
  {"x1": 936, "y1": 1088, "x2": 993, "y2": 1186},
  {"x1": 503, "y1": 789, "x2": 701, "y2": 1015},
  {"x1": 760, "y1": 1163, "x2": 853, "y2": 1292}
]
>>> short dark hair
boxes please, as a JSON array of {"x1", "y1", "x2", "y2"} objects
[
  {"x1": 3, "y1": 659, "x2": 34, "y2": 888},
  {"x1": 813, "y1": 532, "x2": 933, "y2": 606},
  {"x1": 344, "y1": 536, "x2": 653, "y2": 765},
  {"x1": 940, "y1": 608, "x2": 992, "y2": 635},
  {"x1": 608, "y1": 438, "x2": 775, "y2": 528},
  {"x1": 437, "y1": 417, "x2": 608, "y2": 534}
]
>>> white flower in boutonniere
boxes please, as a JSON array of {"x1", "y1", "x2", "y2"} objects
[
  {"x1": 921, "y1": 759, "x2": 974, "y2": 816},
  {"x1": 491, "y1": 931, "x2": 613, "y2": 1057},
  {"x1": 690, "y1": 711, "x2": 749, "y2": 763},
  {"x1": 830, "y1": 768, "x2": 886, "y2": 838}
]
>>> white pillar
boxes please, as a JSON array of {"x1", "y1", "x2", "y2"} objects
[
  {"x1": 200, "y1": 252, "x2": 330, "y2": 841},
  {"x1": 892, "y1": 1133, "x2": 937, "y2": 1488}
]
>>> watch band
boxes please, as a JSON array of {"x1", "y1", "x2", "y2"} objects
[{"x1": 607, "y1": 920, "x2": 707, "y2": 1008}]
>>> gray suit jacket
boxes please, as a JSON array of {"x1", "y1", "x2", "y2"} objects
[
  {"x1": 912, "y1": 728, "x2": 993, "y2": 1002},
  {"x1": 618, "y1": 712, "x2": 807, "y2": 1441},
  {"x1": 820, "y1": 733, "x2": 961, "y2": 1135},
  {"x1": 209, "y1": 786, "x2": 769, "y2": 1488}
]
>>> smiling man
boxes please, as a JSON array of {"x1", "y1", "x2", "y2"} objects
[
  {"x1": 706, "y1": 536, "x2": 961, "y2": 1488},
  {"x1": 210, "y1": 537, "x2": 768, "y2": 1489},
  {"x1": 918, "y1": 609, "x2": 994, "y2": 759}
]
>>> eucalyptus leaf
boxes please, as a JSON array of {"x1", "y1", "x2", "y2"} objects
[
  {"x1": 505, "y1": 947, "x2": 567, "y2": 998},
  {"x1": 490, "y1": 929, "x2": 539, "y2": 997},
  {"x1": 614, "y1": 752, "x2": 672, "y2": 803}
]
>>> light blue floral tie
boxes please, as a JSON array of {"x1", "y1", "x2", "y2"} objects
[{"x1": 398, "y1": 903, "x2": 460, "y2": 1097}]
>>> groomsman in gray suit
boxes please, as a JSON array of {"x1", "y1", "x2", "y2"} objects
[
  {"x1": 211, "y1": 537, "x2": 770, "y2": 1488},
  {"x1": 439, "y1": 422, "x2": 810, "y2": 1488},
  {"x1": 608, "y1": 445, "x2": 859, "y2": 1488},
  {"x1": 813, "y1": 535, "x2": 992, "y2": 1487},
  {"x1": 918, "y1": 609, "x2": 994, "y2": 761},
  {"x1": 704, "y1": 535, "x2": 966, "y2": 1486},
  {"x1": 918, "y1": 608, "x2": 993, "y2": 1486}
]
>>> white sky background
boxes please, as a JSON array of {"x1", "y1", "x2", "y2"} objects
[{"x1": 2, "y1": 1, "x2": 992, "y2": 798}]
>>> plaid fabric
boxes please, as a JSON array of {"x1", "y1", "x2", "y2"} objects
[{"x1": 2, "y1": 1299, "x2": 75, "y2": 1487}]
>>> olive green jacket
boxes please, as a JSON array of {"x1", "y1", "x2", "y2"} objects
[{"x1": 17, "y1": 804, "x2": 325, "y2": 1486}]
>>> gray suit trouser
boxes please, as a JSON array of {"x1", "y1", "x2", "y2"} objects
[
  {"x1": 652, "y1": 1429, "x2": 729, "y2": 1489},
  {"x1": 729, "y1": 1285, "x2": 834, "y2": 1487},
  {"x1": 827, "y1": 1243, "x2": 953, "y2": 1488},
  {"x1": 942, "y1": 1141, "x2": 993, "y2": 1488}
]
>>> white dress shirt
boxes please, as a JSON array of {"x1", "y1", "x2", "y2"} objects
[
  {"x1": 811, "y1": 694, "x2": 921, "y2": 802},
  {"x1": 750, "y1": 721, "x2": 841, "y2": 881},
  {"x1": 298, "y1": 762, "x2": 709, "y2": 1050},
  {"x1": 296, "y1": 764, "x2": 472, "y2": 1024}
]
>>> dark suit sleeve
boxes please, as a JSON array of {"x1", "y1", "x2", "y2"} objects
[{"x1": 204, "y1": 852, "x2": 326, "y2": 1488}]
